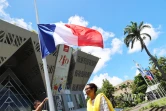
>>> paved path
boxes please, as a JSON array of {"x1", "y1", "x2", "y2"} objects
[
  {"x1": 73, "y1": 108, "x2": 86, "y2": 111},
  {"x1": 73, "y1": 108, "x2": 122, "y2": 111}
]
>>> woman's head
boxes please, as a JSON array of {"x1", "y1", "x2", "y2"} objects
[
  {"x1": 34, "y1": 100, "x2": 41, "y2": 109},
  {"x1": 85, "y1": 83, "x2": 98, "y2": 98}
]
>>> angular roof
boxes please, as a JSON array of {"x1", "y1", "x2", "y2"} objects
[{"x1": 146, "y1": 83, "x2": 160, "y2": 93}]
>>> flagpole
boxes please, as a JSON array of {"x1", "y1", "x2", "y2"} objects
[
  {"x1": 34, "y1": 0, "x2": 56, "y2": 111},
  {"x1": 153, "y1": 75, "x2": 166, "y2": 96},
  {"x1": 142, "y1": 75, "x2": 157, "y2": 100},
  {"x1": 152, "y1": 78, "x2": 165, "y2": 97},
  {"x1": 148, "y1": 66, "x2": 166, "y2": 97},
  {"x1": 133, "y1": 60, "x2": 157, "y2": 100},
  {"x1": 148, "y1": 79, "x2": 162, "y2": 98},
  {"x1": 149, "y1": 70, "x2": 165, "y2": 97}
]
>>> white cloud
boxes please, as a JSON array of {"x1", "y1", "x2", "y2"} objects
[
  {"x1": 81, "y1": 47, "x2": 111, "y2": 73},
  {"x1": 68, "y1": 15, "x2": 115, "y2": 41},
  {"x1": 1, "y1": 4, "x2": 122, "y2": 74},
  {"x1": 10, "y1": 19, "x2": 32, "y2": 30},
  {"x1": 91, "y1": 26, "x2": 115, "y2": 41},
  {"x1": 153, "y1": 46, "x2": 166, "y2": 57},
  {"x1": 124, "y1": 75, "x2": 129, "y2": 80},
  {"x1": 0, "y1": 0, "x2": 32, "y2": 30},
  {"x1": 81, "y1": 38, "x2": 123, "y2": 73},
  {"x1": 110, "y1": 38, "x2": 123, "y2": 54},
  {"x1": 67, "y1": 15, "x2": 123, "y2": 73},
  {"x1": 68, "y1": 15, "x2": 88, "y2": 27},
  {"x1": 0, "y1": 0, "x2": 8, "y2": 16},
  {"x1": 128, "y1": 23, "x2": 161, "y2": 53},
  {"x1": 90, "y1": 73, "x2": 123, "y2": 88},
  {"x1": 135, "y1": 69, "x2": 140, "y2": 76}
]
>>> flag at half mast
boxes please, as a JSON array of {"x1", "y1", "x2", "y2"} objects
[
  {"x1": 38, "y1": 23, "x2": 104, "y2": 58},
  {"x1": 144, "y1": 70, "x2": 154, "y2": 80}
]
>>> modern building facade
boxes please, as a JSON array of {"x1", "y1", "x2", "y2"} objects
[{"x1": 0, "y1": 19, "x2": 99, "y2": 111}]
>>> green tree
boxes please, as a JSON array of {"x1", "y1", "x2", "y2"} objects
[
  {"x1": 149, "y1": 56, "x2": 166, "y2": 91},
  {"x1": 101, "y1": 79, "x2": 116, "y2": 107},
  {"x1": 96, "y1": 88, "x2": 102, "y2": 95},
  {"x1": 158, "y1": 57, "x2": 166, "y2": 72},
  {"x1": 132, "y1": 74, "x2": 147, "y2": 94},
  {"x1": 124, "y1": 21, "x2": 166, "y2": 80},
  {"x1": 101, "y1": 79, "x2": 114, "y2": 99}
]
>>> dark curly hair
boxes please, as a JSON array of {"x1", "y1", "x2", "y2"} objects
[
  {"x1": 34, "y1": 100, "x2": 41, "y2": 106},
  {"x1": 86, "y1": 83, "x2": 98, "y2": 93}
]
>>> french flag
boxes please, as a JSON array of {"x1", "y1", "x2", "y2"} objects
[
  {"x1": 38, "y1": 23, "x2": 104, "y2": 58},
  {"x1": 145, "y1": 70, "x2": 154, "y2": 80}
]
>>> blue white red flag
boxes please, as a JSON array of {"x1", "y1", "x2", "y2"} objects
[{"x1": 38, "y1": 23, "x2": 103, "y2": 58}]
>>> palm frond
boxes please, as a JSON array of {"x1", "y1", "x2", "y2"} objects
[
  {"x1": 124, "y1": 34, "x2": 135, "y2": 47},
  {"x1": 124, "y1": 38, "x2": 130, "y2": 47},
  {"x1": 124, "y1": 21, "x2": 150, "y2": 51},
  {"x1": 140, "y1": 25, "x2": 151, "y2": 31},
  {"x1": 134, "y1": 22, "x2": 137, "y2": 29},
  {"x1": 139, "y1": 21, "x2": 144, "y2": 29},
  {"x1": 124, "y1": 37, "x2": 131, "y2": 47},
  {"x1": 130, "y1": 21, "x2": 134, "y2": 25},
  {"x1": 124, "y1": 29, "x2": 132, "y2": 35},
  {"x1": 142, "y1": 36, "x2": 146, "y2": 40},
  {"x1": 141, "y1": 33, "x2": 151, "y2": 40},
  {"x1": 131, "y1": 38, "x2": 135, "y2": 49}
]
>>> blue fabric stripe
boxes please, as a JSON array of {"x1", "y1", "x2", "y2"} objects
[
  {"x1": 38, "y1": 24, "x2": 56, "y2": 58},
  {"x1": 147, "y1": 70, "x2": 154, "y2": 79},
  {"x1": 137, "y1": 68, "x2": 145, "y2": 76}
]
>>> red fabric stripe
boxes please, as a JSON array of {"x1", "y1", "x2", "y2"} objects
[
  {"x1": 65, "y1": 24, "x2": 103, "y2": 48},
  {"x1": 146, "y1": 75, "x2": 152, "y2": 80}
]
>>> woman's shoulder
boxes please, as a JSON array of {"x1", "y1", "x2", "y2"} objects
[{"x1": 97, "y1": 93, "x2": 106, "y2": 98}]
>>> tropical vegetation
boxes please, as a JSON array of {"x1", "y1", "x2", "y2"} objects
[
  {"x1": 124, "y1": 21, "x2": 166, "y2": 80},
  {"x1": 86, "y1": 21, "x2": 166, "y2": 110}
]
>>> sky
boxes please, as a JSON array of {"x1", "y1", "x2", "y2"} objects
[{"x1": 0, "y1": 0, "x2": 166, "y2": 88}]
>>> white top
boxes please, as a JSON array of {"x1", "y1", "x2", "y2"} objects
[{"x1": 91, "y1": 96, "x2": 110, "y2": 111}]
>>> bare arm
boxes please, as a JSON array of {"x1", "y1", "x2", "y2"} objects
[{"x1": 35, "y1": 98, "x2": 48, "y2": 111}]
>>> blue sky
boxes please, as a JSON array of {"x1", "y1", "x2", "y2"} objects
[{"x1": 0, "y1": 0, "x2": 166, "y2": 88}]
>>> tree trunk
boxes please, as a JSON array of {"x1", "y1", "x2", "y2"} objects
[{"x1": 143, "y1": 43, "x2": 166, "y2": 80}]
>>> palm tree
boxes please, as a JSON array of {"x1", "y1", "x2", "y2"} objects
[
  {"x1": 124, "y1": 21, "x2": 166, "y2": 80},
  {"x1": 149, "y1": 55, "x2": 158, "y2": 69}
]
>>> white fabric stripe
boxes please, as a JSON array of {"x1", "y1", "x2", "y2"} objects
[{"x1": 53, "y1": 23, "x2": 78, "y2": 46}]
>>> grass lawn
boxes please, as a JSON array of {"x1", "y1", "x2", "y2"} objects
[
  {"x1": 123, "y1": 97, "x2": 166, "y2": 111},
  {"x1": 139, "y1": 98, "x2": 166, "y2": 111}
]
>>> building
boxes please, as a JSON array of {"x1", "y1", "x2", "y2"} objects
[
  {"x1": 0, "y1": 19, "x2": 99, "y2": 111},
  {"x1": 113, "y1": 80, "x2": 133, "y2": 97}
]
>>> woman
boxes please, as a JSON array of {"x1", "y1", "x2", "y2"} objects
[
  {"x1": 34, "y1": 97, "x2": 48, "y2": 111},
  {"x1": 85, "y1": 83, "x2": 114, "y2": 111}
]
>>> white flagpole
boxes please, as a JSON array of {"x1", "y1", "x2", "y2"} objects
[
  {"x1": 153, "y1": 75, "x2": 166, "y2": 96},
  {"x1": 148, "y1": 67, "x2": 166, "y2": 97},
  {"x1": 152, "y1": 78, "x2": 165, "y2": 97},
  {"x1": 141, "y1": 75, "x2": 157, "y2": 99},
  {"x1": 133, "y1": 60, "x2": 157, "y2": 100},
  {"x1": 34, "y1": 0, "x2": 56, "y2": 111},
  {"x1": 149, "y1": 71, "x2": 165, "y2": 97},
  {"x1": 148, "y1": 79, "x2": 161, "y2": 98}
]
